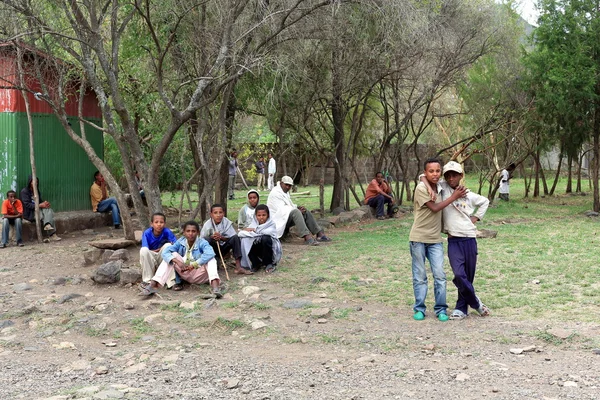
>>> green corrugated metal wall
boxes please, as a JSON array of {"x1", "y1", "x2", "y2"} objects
[{"x1": 0, "y1": 112, "x2": 103, "y2": 211}]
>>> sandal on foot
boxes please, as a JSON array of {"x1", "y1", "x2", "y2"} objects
[
  {"x1": 173, "y1": 283, "x2": 184, "y2": 291},
  {"x1": 450, "y1": 309, "x2": 467, "y2": 320},
  {"x1": 437, "y1": 312, "x2": 449, "y2": 322},
  {"x1": 212, "y1": 287, "x2": 223, "y2": 299},
  {"x1": 139, "y1": 285, "x2": 157, "y2": 296},
  {"x1": 413, "y1": 311, "x2": 425, "y2": 321},
  {"x1": 317, "y1": 235, "x2": 332, "y2": 242},
  {"x1": 234, "y1": 268, "x2": 254, "y2": 275},
  {"x1": 475, "y1": 296, "x2": 491, "y2": 316},
  {"x1": 305, "y1": 238, "x2": 320, "y2": 246},
  {"x1": 265, "y1": 264, "x2": 276, "y2": 274}
]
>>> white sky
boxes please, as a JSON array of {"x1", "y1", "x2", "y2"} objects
[{"x1": 515, "y1": 0, "x2": 539, "y2": 25}]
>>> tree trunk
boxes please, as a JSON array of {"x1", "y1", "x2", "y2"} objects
[
  {"x1": 16, "y1": 47, "x2": 42, "y2": 243},
  {"x1": 330, "y1": 52, "x2": 345, "y2": 211},
  {"x1": 566, "y1": 153, "x2": 573, "y2": 193},
  {"x1": 593, "y1": 107, "x2": 600, "y2": 211},
  {"x1": 549, "y1": 150, "x2": 564, "y2": 196}
]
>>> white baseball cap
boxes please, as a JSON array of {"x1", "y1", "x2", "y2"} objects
[
  {"x1": 281, "y1": 176, "x2": 294, "y2": 185},
  {"x1": 443, "y1": 161, "x2": 463, "y2": 175}
]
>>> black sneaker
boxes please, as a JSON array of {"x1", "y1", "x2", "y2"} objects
[{"x1": 114, "y1": 224, "x2": 122, "y2": 229}]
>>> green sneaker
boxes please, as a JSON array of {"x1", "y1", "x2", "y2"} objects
[
  {"x1": 413, "y1": 311, "x2": 425, "y2": 321},
  {"x1": 437, "y1": 312, "x2": 449, "y2": 322}
]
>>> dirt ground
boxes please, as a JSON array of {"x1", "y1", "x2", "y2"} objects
[{"x1": 0, "y1": 225, "x2": 599, "y2": 400}]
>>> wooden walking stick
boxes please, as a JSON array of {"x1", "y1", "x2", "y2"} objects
[
  {"x1": 211, "y1": 220, "x2": 230, "y2": 281},
  {"x1": 216, "y1": 240, "x2": 230, "y2": 281}
]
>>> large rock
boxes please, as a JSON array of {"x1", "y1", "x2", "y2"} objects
[
  {"x1": 88, "y1": 238, "x2": 135, "y2": 250},
  {"x1": 82, "y1": 248, "x2": 103, "y2": 265},
  {"x1": 120, "y1": 268, "x2": 142, "y2": 285},
  {"x1": 359, "y1": 205, "x2": 375, "y2": 219},
  {"x1": 134, "y1": 230, "x2": 143, "y2": 244},
  {"x1": 331, "y1": 206, "x2": 345, "y2": 216},
  {"x1": 101, "y1": 250, "x2": 114, "y2": 263},
  {"x1": 91, "y1": 261, "x2": 122, "y2": 284},
  {"x1": 109, "y1": 249, "x2": 130, "y2": 262},
  {"x1": 476, "y1": 229, "x2": 497, "y2": 239}
]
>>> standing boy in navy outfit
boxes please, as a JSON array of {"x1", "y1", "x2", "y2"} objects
[{"x1": 437, "y1": 161, "x2": 491, "y2": 319}]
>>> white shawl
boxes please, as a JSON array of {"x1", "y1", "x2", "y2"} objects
[
  {"x1": 266, "y1": 182, "x2": 296, "y2": 238},
  {"x1": 238, "y1": 216, "x2": 282, "y2": 269}
]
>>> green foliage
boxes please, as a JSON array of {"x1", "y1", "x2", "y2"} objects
[{"x1": 522, "y1": 0, "x2": 600, "y2": 155}]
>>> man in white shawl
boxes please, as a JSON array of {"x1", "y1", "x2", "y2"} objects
[
  {"x1": 238, "y1": 204, "x2": 282, "y2": 273},
  {"x1": 200, "y1": 204, "x2": 253, "y2": 275},
  {"x1": 266, "y1": 176, "x2": 332, "y2": 246}
]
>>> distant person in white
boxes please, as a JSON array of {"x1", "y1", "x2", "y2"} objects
[
  {"x1": 499, "y1": 163, "x2": 516, "y2": 201},
  {"x1": 267, "y1": 153, "x2": 276, "y2": 191}
]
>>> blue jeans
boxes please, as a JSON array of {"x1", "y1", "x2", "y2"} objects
[
  {"x1": 410, "y1": 241, "x2": 447, "y2": 316},
  {"x1": 2, "y1": 218, "x2": 22, "y2": 244},
  {"x1": 97, "y1": 197, "x2": 121, "y2": 226}
]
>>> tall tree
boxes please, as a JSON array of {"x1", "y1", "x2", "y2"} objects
[{"x1": 524, "y1": 0, "x2": 600, "y2": 210}]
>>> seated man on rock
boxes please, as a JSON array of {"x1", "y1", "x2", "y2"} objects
[
  {"x1": 364, "y1": 172, "x2": 394, "y2": 220},
  {"x1": 266, "y1": 175, "x2": 331, "y2": 246},
  {"x1": 1, "y1": 190, "x2": 24, "y2": 248},
  {"x1": 20, "y1": 176, "x2": 61, "y2": 241},
  {"x1": 90, "y1": 171, "x2": 122, "y2": 229}
]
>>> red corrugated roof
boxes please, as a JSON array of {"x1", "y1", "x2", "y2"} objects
[{"x1": 0, "y1": 43, "x2": 101, "y2": 119}]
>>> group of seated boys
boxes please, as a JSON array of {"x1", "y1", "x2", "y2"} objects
[{"x1": 138, "y1": 190, "x2": 284, "y2": 298}]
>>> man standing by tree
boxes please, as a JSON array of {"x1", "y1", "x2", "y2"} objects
[
  {"x1": 267, "y1": 153, "x2": 276, "y2": 191},
  {"x1": 499, "y1": 163, "x2": 516, "y2": 201},
  {"x1": 255, "y1": 156, "x2": 265, "y2": 191},
  {"x1": 90, "y1": 171, "x2": 122, "y2": 229},
  {"x1": 228, "y1": 150, "x2": 238, "y2": 200},
  {"x1": 20, "y1": 176, "x2": 61, "y2": 241}
]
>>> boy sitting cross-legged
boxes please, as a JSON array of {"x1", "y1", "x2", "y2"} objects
[
  {"x1": 140, "y1": 220, "x2": 223, "y2": 298},
  {"x1": 139, "y1": 212, "x2": 179, "y2": 290},
  {"x1": 201, "y1": 204, "x2": 253, "y2": 275}
]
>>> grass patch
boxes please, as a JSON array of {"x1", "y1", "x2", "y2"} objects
[
  {"x1": 164, "y1": 177, "x2": 600, "y2": 323},
  {"x1": 221, "y1": 301, "x2": 239, "y2": 309},
  {"x1": 213, "y1": 317, "x2": 245, "y2": 332},
  {"x1": 319, "y1": 334, "x2": 342, "y2": 344},
  {"x1": 129, "y1": 317, "x2": 153, "y2": 334},
  {"x1": 250, "y1": 302, "x2": 271, "y2": 311}
]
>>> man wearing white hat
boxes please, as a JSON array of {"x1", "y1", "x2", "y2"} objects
[{"x1": 267, "y1": 176, "x2": 331, "y2": 246}]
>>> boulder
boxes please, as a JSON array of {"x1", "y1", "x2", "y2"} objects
[
  {"x1": 476, "y1": 229, "x2": 497, "y2": 239},
  {"x1": 102, "y1": 250, "x2": 115, "y2": 263},
  {"x1": 88, "y1": 238, "x2": 135, "y2": 250},
  {"x1": 120, "y1": 268, "x2": 141, "y2": 285},
  {"x1": 331, "y1": 206, "x2": 345, "y2": 216},
  {"x1": 82, "y1": 248, "x2": 103, "y2": 265},
  {"x1": 109, "y1": 249, "x2": 130, "y2": 262},
  {"x1": 134, "y1": 230, "x2": 143, "y2": 244},
  {"x1": 91, "y1": 261, "x2": 122, "y2": 284}
]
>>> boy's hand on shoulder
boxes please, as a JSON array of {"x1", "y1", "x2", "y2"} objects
[{"x1": 451, "y1": 185, "x2": 467, "y2": 200}]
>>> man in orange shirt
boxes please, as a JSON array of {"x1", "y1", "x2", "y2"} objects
[
  {"x1": 364, "y1": 172, "x2": 394, "y2": 220},
  {"x1": 2, "y1": 190, "x2": 24, "y2": 248}
]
